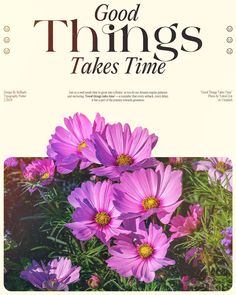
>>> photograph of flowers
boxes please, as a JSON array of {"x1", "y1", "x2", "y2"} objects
[{"x1": 4, "y1": 113, "x2": 232, "y2": 291}]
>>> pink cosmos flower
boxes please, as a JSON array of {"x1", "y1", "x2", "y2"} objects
[
  {"x1": 181, "y1": 275, "x2": 190, "y2": 291},
  {"x1": 106, "y1": 220, "x2": 175, "y2": 283},
  {"x1": 4, "y1": 157, "x2": 19, "y2": 168},
  {"x1": 193, "y1": 157, "x2": 232, "y2": 192},
  {"x1": 66, "y1": 181, "x2": 127, "y2": 243},
  {"x1": 181, "y1": 275, "x2": 197, "y2": 291},
  {"x1": 169, "y1": 204, "x2": 203, "y2": 239},
  {"x1": 22, "y1": 158, "x2": 55, "y2": 192},
  {"x1": 185, "y1": 247, "x2": 204, "y2": 267},
  {"x1": 113, "y1": 163, "x2": 182, "y2": 224},
  {"x1": 47, "y1": 113, "x2": 106, "y2": 174},
  {"x1": 84, "y1": 123, "x2": 158, "y2": 181},
  {"x1": 20, "y1": 257, "x2": 80, "y2": 291}
]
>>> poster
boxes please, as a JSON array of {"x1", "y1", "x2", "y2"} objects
[{"x1": 1, "y1": 0, "x2": 235, "y2": 292}]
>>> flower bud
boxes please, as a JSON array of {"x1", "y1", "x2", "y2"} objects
[{"x1": 87, "y1": 275, "x2": 101, "y2": 289}]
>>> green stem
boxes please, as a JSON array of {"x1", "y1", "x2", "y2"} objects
[
  {"x1": 80, "y1": 240, "x2": 86, "y2": 252},
  {"x1": 150, "y1": 214, "x2": 158, "y2": 224}
]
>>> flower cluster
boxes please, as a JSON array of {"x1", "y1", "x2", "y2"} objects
[
  {"x1": 4, "y1": 113, "x2": 232, "y2": 291},
  {"x1": 23, "y1": 113, "x2": 182, "y2": 285},
  {"x1": 47, "y1": 113, "x2": 158, "y2": 180},
  {"x1": 66, "y1": 162, "x2": 182, "y2": 283}
]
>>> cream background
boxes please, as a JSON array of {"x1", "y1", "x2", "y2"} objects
[{"x1": 0, "y1": 0, "x2": 235, "y2": 293}]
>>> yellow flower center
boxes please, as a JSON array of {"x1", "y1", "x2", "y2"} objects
[
  {"x1": 95, "y1": 212, "x2": 110, "y2": 226},
  {"x1": 142, "y1": 196, "x2": 159, "y2": 211},
  {"x1": 215, "y1": 161, "x2": 228, "y2": 173},
  {"x1": 78, "y1": 141, "x2": 87, "y2": 152},
  {"x1": 46, "y1": 279, "x2": 57, "y2": 290},
  {"x1": 116, "y1": 154, "x2": 133, "y2": 166},
  {"x1": 138, "y1": 243, "x2": 153, "y2": 258},
  {"x1": 41, "y1": 172, "x2": 50, "y2": 180}
]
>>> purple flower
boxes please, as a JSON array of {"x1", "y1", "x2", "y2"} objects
[
  {"x1": 185, "y1": 247, "x2": 204, "y2": 267},
  {"x1": 22, "y1": 158, "x2": 55, "y2": 192},
  {"x1": 193, "y1": 157, "x2": 232, "y2": 192},
  {"x1": 169, "y1": 204, "x2": 203, "y2": 239},
  {"x1": 221, "y1": 226, "x2": 232, "y2": 255},
  {"x1": 84, "y1": 123, "x2": 158, "y2": 181},
  {"x1": 106, "y1": 220, "x2": 175, "y2": 283},
  {"x1": 66, "y1": 181, "x2": 127, "y2": 243},
  {"x1": 113, "y1": 163, "x2": 182, "y2": 224},
  {"x1": 20, "y1": 257, "x2": 81, "y2": 291},
  {"x1": 47, "y1": 113, "x2": 106, "y2": 174},
  {"x1": 4, "y1": 157, "x2": 19, "y2": 168}
]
